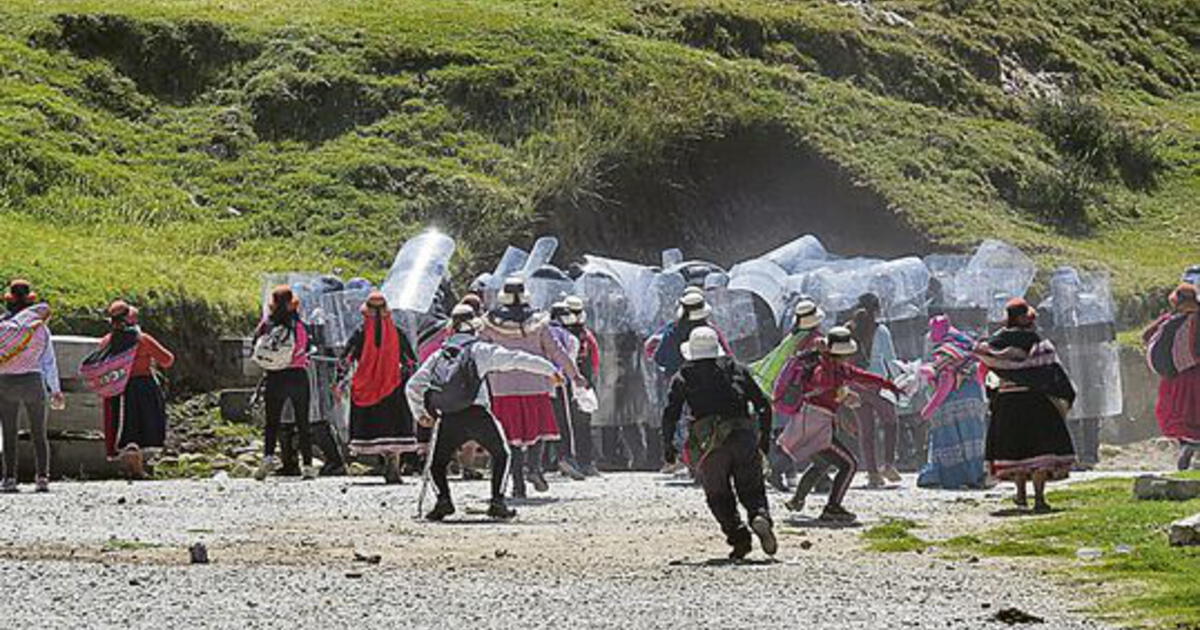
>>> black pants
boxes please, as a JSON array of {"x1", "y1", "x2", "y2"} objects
[
  {"x1": 264, "y1": 368, "x2": 312, "y2": 466},
  {"x1": 699, "y1": 427, "x2": 770, "y2": 545},
  {"x1": 795, "y1": 436, "x2": 858, "y2": 507},
  {"x1": 573, "y1": 410, "x2": 594, "y2": 466},
  {"x1": 549, "y1": 386, "x2": 575, "y2": 464},
  {"x1": 431, "y1": 406, "x2": 510, "y2": 503}
]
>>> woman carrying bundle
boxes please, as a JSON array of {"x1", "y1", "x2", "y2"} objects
[
  {"x1": 1143, "y1": 284, "x2": 1200, "y2": 470},
  {"x1": 338, "y1": 291, "x2": 418, "y2": 483},
  {"x1": 0, "y1": 280, "x2": 64, "y2": 492},
  {"x1": 92, "y1": 301, "x2": 174, "y2": 479},
  {"x1": 916, "y1": 315, "x2": 988, "y2": 489},
  {"x1": 976, "y1": 299, "x2": 1076, "y2": 512}
]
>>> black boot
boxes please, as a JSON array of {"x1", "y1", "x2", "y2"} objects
[
  {"x1": 727, "y1": 526, "x2": 753, "y2": 561},
  {"x1": 312, "y1": 422, "x2": 345, "y2": 476},
  {"x1": 278, "y1": 424, "x2": 300, "y2": 476},
  {"x1": 487, "y1": 498, "x2": 517, "y2": 520},
  {"x1": 425, "y1": 497, "x2": 455, "y2": 522}
]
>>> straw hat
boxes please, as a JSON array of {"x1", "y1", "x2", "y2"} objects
[
  {"x1": 451, "y1": 303, "x2": 482, "y2": 332},
  {"x1": 676, "y1": 290, "x2": 711, "y2": 321},
  {"x1": 498, "y1": 276, "x2": 530, "y2": 306},
  {"x1": 826, "y1": 326, "x2": 858, "y2": 357},
  {"x1": 681, "y1": 326, "x2": 725, "y2": 361},
  {"x1": 793, "y1": 299, "x2": 824, "y2": 331}
]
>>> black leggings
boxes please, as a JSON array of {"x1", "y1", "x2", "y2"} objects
[
  {"x1": 264, "y1": 368, "x2": 312, "y2": 466},
  {"x1": 430, "y1": 406, "x2": 510, "y2": 503},
  {"x1": 795, "y1": 436, "x2": 858, "y2": 507}
]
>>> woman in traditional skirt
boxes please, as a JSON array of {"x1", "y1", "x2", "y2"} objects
[
  {"x1": 98, "y1": 301, "x2": 174, "y2": 479},
  {"x1": 480, "y1": 277, "x2": 583, "y2": 498},
  {"x1": 976, "y1": 298, "x2": 1076, "y2": 512},
  {"x1": 339, "y1": 291, "x2": 418, "y2": 483},
  {"x1": 1143, "y1": 284, "x2": 1200, "y2": 470},
  {"x1": 916, "y1": 315, "x2": 988, "y2": 489}
]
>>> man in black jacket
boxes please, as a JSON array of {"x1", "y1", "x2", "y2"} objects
[{"x1": 662, "y1": 326, "x2": 776, "y2": 560}]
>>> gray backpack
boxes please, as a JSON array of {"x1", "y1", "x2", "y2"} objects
[{"x1": 424, "y1": 338, "x2": 481, "y2": 416}]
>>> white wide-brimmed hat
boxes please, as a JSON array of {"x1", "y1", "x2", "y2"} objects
[
  {"x1": 676, "y1": 290, "x2": 712, "y2": 321},
  {"x1": 826, "y1": 326, "x2": 858, "y2": 356},
  {"x1": 451, "y1": 303, "x2": 483, "y2": 332},
  {"x1": 561, "y1": 295, "x2": 587, "y2": 324},
  {"x1": 794, "y1": 299, "x2": 825, "y2": 331},
  {"x1": 681, "y1": 326, "x2": 725, "y2": 361},
  {"x1": 498, "y1": 276, "x2": 530, "y2": 306}
]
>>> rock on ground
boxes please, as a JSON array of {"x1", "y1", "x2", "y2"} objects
[{"x1": 0, "y1": 473, "x2": 1117, "y2": 628}]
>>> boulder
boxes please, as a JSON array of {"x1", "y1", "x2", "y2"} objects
[
  {"x1": 1169, "y1": 513, "x2": 1200, "y2": 547},
  {"x1": 218, "y1": 388, "x2": 256, "y2": 423},
  {"x1": 1133, "y1": 475, "x2": 1200, "y2": 501}
]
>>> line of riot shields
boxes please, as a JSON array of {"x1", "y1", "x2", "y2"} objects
[{"x1": 262, "y1": 229, "x2": 1131, "y2": 472}]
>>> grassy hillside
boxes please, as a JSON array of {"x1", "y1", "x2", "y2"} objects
[{"x1": 0, "y1": 0, "x2": 1196, "y2": 333}]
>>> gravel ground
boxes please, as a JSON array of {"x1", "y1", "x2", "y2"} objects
[{"x1": 0, "y1": 471, "x2": 1124, "y2": 629}]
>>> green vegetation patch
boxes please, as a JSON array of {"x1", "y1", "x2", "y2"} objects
[{"x1": 862, "y1": 517, "x2": 929, "y2": 553}]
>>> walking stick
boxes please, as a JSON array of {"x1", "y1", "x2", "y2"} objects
[{"x1": 415, "y1": 416, "x2": 442, "y2": 519}]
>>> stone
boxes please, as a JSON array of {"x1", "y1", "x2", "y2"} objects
[
  {"x1": 1133, "y1": 475, "x2": 1200, "y2": 501},
  {"x1": 1168, "y1": 513, "x2": 1200, "y2": 547},
  {"x1": 189, "y1": 542, "x2": 209, "y2": 564}
]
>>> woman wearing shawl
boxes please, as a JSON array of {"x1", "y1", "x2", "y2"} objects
[
  {"x1": 0, "y1": 280, "x2": 63, "y2": 492},
  {"x1": 753, "y1": 298, "x2": 825, "y2": 491},
  {"x1": 480, "y1": 277, "x2": 584, "y2": 498},
  {"x1": 1142, "y1": 284, "x2": 1200, "y2": 470},
  {"x1": 916, "y1": 315, "x2": 988, "y2": 489},
  {"x1": 976, "y1": 299, "x2": 1076, "y2": 512},
  {"x1": 97, "y1": 301, "x2": 175, "y2": 480},
  {"x1": 339, "y1": 291, "x2": 418, "y2": 483},
  {"x1": 847, "y1": 292, "x2": 901, "y2": 488}
]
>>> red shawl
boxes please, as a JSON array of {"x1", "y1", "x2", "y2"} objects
[{"x1": 352, "y1": 312, "x2": 403, "y2": 407}]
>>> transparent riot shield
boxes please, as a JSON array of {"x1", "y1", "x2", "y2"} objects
[
  {"x1": 261, "y1": 273, "x2": 326, "y2": 321},
  {"x1": 952, "y1": 240, "x2": 1036, "y2": 323},
  {"x1": 1039, "y1": 268, "x2": 1122, "y2": 419},
  {"x1": 661, "y1": 248, "x2": 684, "y2": 270},
  {"x1": 521, "y1": 236, "x2": 560, "y2": 277},
  {"x1": 728, "y1": 258, "x2": 790, "y2": 328},
  {"x1": 707, "y1": 287, "x2": 780, "y2": 362},
  {"x1": 527, "y1": 265, "x2": 575, "y2": 311},
  {"x1": 760, "y1": 234, "x2": 828, "y2": 273},
  {"x1": 380, "y1": 230, "x2": 456, "y2": 314},
  {"x1": 582, "y1": 255, "x2": 658, "y2": 331},
  {"x1": 316, "y1": 288, "x2": 373, "y2": 350},
  {"x1": 574, "y1": 268, "x2": 635, "y2": 428},
  {"x1": 1185, "y1": 265, "x2": 1200, "y2": 286},
  {"x1": 646, "y1": 269, "x2": 688, "y2": 334}
]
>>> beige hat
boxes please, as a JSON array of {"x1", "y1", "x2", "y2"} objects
[
  {"x1": 793, "y1": 299, "x2": 825, "y2": 331},
  {"x1": 681, "y1": 326, "x2": 725, "y2": 361},
  {"x1": 826, "y1": 326, "x2": 858, "y2": 356},
  {"x1": 676, "y1": 290, "x2": 711, "y2": 321},
  {"x1": 498, "y1": 276, "x2": 530, "y2": 306},
  {"x1": 451, "y1": 303, "x2": 482, "y2": 332}
]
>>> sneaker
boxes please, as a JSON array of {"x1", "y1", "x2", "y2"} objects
[
  {"x1": 320, "y1": 464, "x2": 347, "y2": 477},
  {"x1": 579, "y1": 462, "x2": 602, "y2": 478},
  {"x1": 818, "y1": 504, "x2": 857, "y2": 523},
  {"x1": 881, "y1": 466, "x2": 902, "y2": 484},
  {"x1": 529, "y1": 471, "x2": 549, "y2": 493},
  {"x1": 486, "y1": 499, "x2": 517, "y2": 521},
  {"x1": 660, "y1": 461, "x2": 685, "y2": 475},
  {"x1": 750, "y1": 514, "x2": 778, "y2": 556},
  {"x1": 867, "y1": 472, "x2": 886, "y2": 489},
  {"x1": 302, "y1": 465, "x2": 319, "y2": 481},
  {"x1": 424, "y1": 499, "x2": 456, "y2": 522},
  {"x1": 0, "y1": 478, "x2": 16, "y2": 494},
  {"x1": 783, "y1": 496, "x2": 806, "y2": 513},
  {"x1": 254, "y1": 456, "x2": 280, "y2": 481},
  {"x1": 557, "y1": 459, "x2": 586, "y2": 481},
  {"x1": 34, "y1": 476, "x2": 49, "y2": 493}
]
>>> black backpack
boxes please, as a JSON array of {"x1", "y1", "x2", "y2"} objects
[{"x1": 424, "y1": 337, "x2": 482, "y2": 416}]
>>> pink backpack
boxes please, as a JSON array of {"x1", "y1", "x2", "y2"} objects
[{"x1": 0, "y1": 304, "x2": 51, "y2": 374}]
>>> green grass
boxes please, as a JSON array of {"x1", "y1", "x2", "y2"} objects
[
  {"x1": 102, "y1": 537, "x2": 161, "y2": 552},
  {"x1": 0, "y1": 0, "x2": 1193, "y2": 341},
  {"x1": 866, "y1": 474, "x2": 1200, "y2": 628}
]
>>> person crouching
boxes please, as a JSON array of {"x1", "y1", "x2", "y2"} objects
[{"x1": 662, "y1": 326, "x2": 776, "y2": 560}]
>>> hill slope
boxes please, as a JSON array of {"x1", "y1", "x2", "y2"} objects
[{"x1": 0, "y1": 0, "x2": 1196, "y2": 332}]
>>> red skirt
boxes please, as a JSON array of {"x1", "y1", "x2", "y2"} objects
[
  {"x1": 491, "y1": 394, "x2": 560, "y2": 447},
  {"x1": 1157, "y1": 367, "x2": 1200, "y2": 442}
]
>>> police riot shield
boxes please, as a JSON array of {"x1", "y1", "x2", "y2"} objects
[
  {"x1": 582, "y1": 255, "x2": 659, "y2": 331},
  {"x1": 380, "y1": 230, "x2": 456, "y2": 314},
  {"x1": 1184, "y1": 265, "x2": 1200, "y2": 287},
  {"x1": 260, "y1": 273, "x2": 327, "y2": 321},
  {"x1": 574, "y1": 266, "x2": 647, "y2": 427},
  {"x1": 729, "y1": 258, "x2": 790, "y2": 328},
  {"x1": 1039, "y1": 268, "x2": 1122, "y2": 420},
  {"x1": 521, "y1": 236, "x2": 560, "y2": 277},
  {"x1": 527, "y1": 265, "x2": 575, "y2": 311},
  {"x1": 760, "y1": 234, "x2": 828, "y2": 273},
  {"x1": 661, "y1": 248, "x2": 684, "y2": 270},
  {"x1": 707, "y1": 286, "x2": 780, "y2": 362},
  {"x1": 952, "y1": 240, "x2": 1036, "y2": 323},
  {"x1": 316, "y1": 288, "x2": 373, "y2": 350}
]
